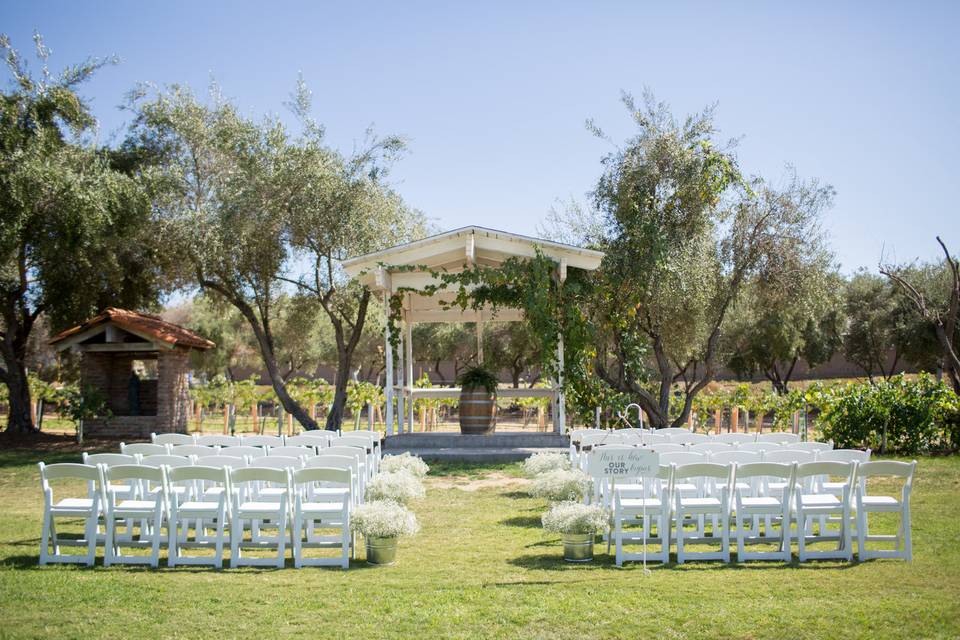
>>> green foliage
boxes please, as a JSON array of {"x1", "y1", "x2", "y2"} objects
[
  {"x1": 817, "y1": 375, "x2": 959, "y2": 454},
  {"x1": 57, "y1": 383, "x2": 110, "y2": 427},
  {"x1": 457, "y1": 365, "x2": 499, "y2": 393}
]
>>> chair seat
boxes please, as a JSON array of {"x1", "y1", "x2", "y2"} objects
[
  {"x1": 740, "y1": 496, "x2": 782, "y2": 508},
  {"x1": 799, "y1": 494, "x2": 841, "y2": 509},
  {"x1": 177, "y1": 501, "x2": 223, "y2": 513},
  {"x1": 113, "y1": 500, "x2": 162, "y2": 516},
  {"x1": 237, "y1": 501, "x2": 284, "y2": 515},
  {"x1": 675, "y1": 482, "x2": 698, "y2": 494},
  {"x1": 300, "y1": 501, "x2": 347, "y2": 514},
  {"x1": 309, "y1": 488, "x2": 350, "y2": 499},
  {"x1": 679, "y1": 497, "x2": 722, "y2": 510},
  {"x1": 619, "y1": 498, "x2": 662, "y2": 510},
  {"x1": 53, "y1": 498, "x2": 96, "y2": 512},
  {"x1": 822, "y1": 481, "x2": 848, "y2": 493},
  {"x1": 861, "y1": 495, "x2": 900, "y2": 508},
  {"x1": 258, "y1": 488, "x2": 288, "y2": 498}
]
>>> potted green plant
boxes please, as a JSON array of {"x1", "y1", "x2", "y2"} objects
[
  {"x1": 457, "y1": 365, "x2": 499, "y2": 435},
  {"x1": 542, "y1": 501, "x2": 610, "y2": 562},
  {"x1": 351, "y1": 500, "x2": 420, "y2": 566}
]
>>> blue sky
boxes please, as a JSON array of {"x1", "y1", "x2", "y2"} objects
[{"x1": 3, "y1": 1, "x2": 958, "y2": 271}]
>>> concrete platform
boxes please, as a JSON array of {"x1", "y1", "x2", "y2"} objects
[{"x1": 383, "y1": 431, "x2": 570, "y2": 463}]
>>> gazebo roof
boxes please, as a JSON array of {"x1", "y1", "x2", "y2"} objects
[
  {"x1": 343, "y1": 226, "x2": 604, "y2": 323},
  {"x1": 50, "y1": 308, "x2": 215, "y2": 352}
]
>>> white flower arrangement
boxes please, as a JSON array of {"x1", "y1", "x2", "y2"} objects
[
  {"x1": 530, "y1": 468, "x2": 592, "y2": 502},
  {"x1": 380, "y1": 452, "x2": 430, "y2": 478},
  {"x1": 365, "y1": 469, "x2": 426, "y2": 505},
  {"x1": 542, "y1": 501, "x2": 610, "y2": 535},
  {"x1": 522, "y1": 451, "x2": 571, "y2": 477},
  {"x1": 350, "y1": 500, "x2": 420, "y2": 539}
]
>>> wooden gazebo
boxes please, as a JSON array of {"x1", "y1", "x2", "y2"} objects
[
  {"x1": 343, "y1": 226, "x2": 604, "y2": 435},
  {"x1": 50, "y1": 308, "x2": 214, "y2": 438}
]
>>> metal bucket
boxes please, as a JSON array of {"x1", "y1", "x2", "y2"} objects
[
  {"x1": 562, "y1": 533, "x2": 594, "y2": 562},
  {"x1": 366, "y1": 536, "x2": 399, "y2": 565}
]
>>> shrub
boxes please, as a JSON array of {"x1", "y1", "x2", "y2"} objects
[
  {"x1": 350, "y1": 500, "x2": 420, "y2": 539},
  {"x1": 542, "y1": 501, "x2": 609, "y2": 535},
  {"x1": 457, "y1": 365, "x2": 499, "y2": 393},
  {"x1": 380, "y1": 452, "x2": 430, "y2": 478},
  {"x1": 531, "y1": 469, "x2": 592, "y2": 502},
  {"x1": 365, "y1": 470, "x2": 426, "y2": 505},
  {"x1": 522, "y1": 452, "x2": 571, "y2": 477},
  {"x1": 818, "y1": 375, "x2": 960, "y2": 454}
]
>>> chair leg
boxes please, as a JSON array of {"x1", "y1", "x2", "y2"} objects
[
  {"x1": 676, "y1": 511, "x2": 685, "y2": 564},
  {"x1": 230, "y1": 517, "x2": 241, "y2": 568},
  {"x1": 39, "y1": 511, "x2": 52, "y2": 565},
  {"x1": 169, "y1": 514, "x2": 179, "y2": 567},
  {"x1": 85, "y1": 514, "x2": 98, "y2": 566},
  {"x1": 292, "y1": 513, "x2": 302, "y2": 569},
  {"x1": 151, "y1": 508, "x2": 163, "y2": 568},
  {"x1": 214, "y1": 509, "x2": 226, "y2": 569},
  {"x1": 796, "y1": 511, "x2": 806, "y2": 562},
  {"x1": 103, "y1": 517, "x2": 115, "y2": 567},
  {"x1": 735, "y1": 511, "x2": 745, "y2": 561},
  {"x1": 903, "y1": 506, "x2": 912, "y2": 562},
  {"x1": 341, "y1": 516, "x2": 350, "y2": 570},
  {"x1": 275, "y1": 512, "x2": 288, "y2": 568}
]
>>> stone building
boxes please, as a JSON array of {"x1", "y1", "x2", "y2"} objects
[{"x1": 50, "y1": 308, "x2": 214, "y2": 438}]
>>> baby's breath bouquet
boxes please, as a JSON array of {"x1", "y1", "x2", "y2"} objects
[{"x1": 531, "y1": 469, "x2": 592, "y2": 502}]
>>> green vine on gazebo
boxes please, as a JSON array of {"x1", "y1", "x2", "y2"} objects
[{"x1": 380, "y1": 248, "x2": 602, "y2": 423}]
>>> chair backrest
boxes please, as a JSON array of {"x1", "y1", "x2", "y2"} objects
[
  {"x1": 196, "y1": 434, "x2": 242, "y2": 447},
  {"x1": 242, "y1": 435, "x2": 285, "y2": 447},
  {"x1": 855, "y1": 459, "x2": 915, "y2": 479},
  {"x1": 193, "y1": 455, "x2": 246, "y2": 469},
  {"x1": 673, "y1": 462, "x2": 733, "y2": 481},
  {"x1": 735, "y1": 462, "x2": 796, "y2": 482},
  {"x1": 39, "y1": 462, "x2": 101, "y2": 483},
  {"x1": 306, "y1": 454, "x2": 357, "y2": 472},
  {"x1": 249, "y1": 456, "x2": 302, "y2": 470},
  {"x1": 664, "y1": 431, "x2": 698, "y2": 444},
  {"x1": 816, "y1": 448, "x2": 871, "y2": 463},
  {"x1": 82, "y1": 453, "x2": 138, "y2": 466},
  {"x1": 290, "y1": 431, "x2": 334, "y2": 447},
  {"x1": 648, "y1": 443, "x2": 686, "y2": 453},
  {"x1": 796, "y1": 460, "x2": 855, "y2": 481},
  {"x1": 284, "y1": 435, "x2": 328, "y2": 449},
  {"x1": 268, "y1": 445, "x2": 316, "y2": 458},
  {"x1": 714, "y1": 433, "x2": 756, "y2": 444},
  {"x1": 103, "y1": 463, "x2": 166, "y2": 484},
  {"x1": 151, "y1": 433, "x2": 195, "y2": 445},
  {"x1": 689, "y1": 442, "x2": 733, "y2": 454},
  {"x1": 657, "y1": 427, "x2": 691, "y2": 436},
  {"x1": 659, "y1": 451, "x2": 705, "y2": 466},
  {"x1": 119, "y1": 442, "x2": 169, "y2": 456},
  {"x1": 569, "y1": 428, "x2": 605, "y2": 444},
  {"x1": 168, "y1": 465, "x2": 230, "y2": 485},
  {"x1": 709, "y1": 450, "x2": 761, "y2": 465},
  {"x1": 140, "y1": 454, "x2": 194, "y2": 468},
  {"x1": 170, "y1": 445, "x2": 219, "y2": 457},
  {"x1": 292, "y1": 466, "x2": 352, "y2": 489},
  {"x1": 580, "y1": 432, "x2": 627, "y2": 447},
  {"x1": 230, "y1": 466, "x2": 290, "y2": 487},
  {"x1": 324, "y1": 446, "x2": 366, "y2": 462},
  {"x1": 220, "y1": 446, "x2": 267, "y2": 459},
  {"x1": 682, "y1": 433, "x2": 712, "y2": 445},
  {"x1": 762, "y1": 449, "x2": 815, "y2": 464},
  {"x1": 756, "y1": 432, "x2": 800, "y2": 444},
  {"x1": 794, "y1": 441, "x2": 833, "y2": 452},
  {"x1": 640, "y1": 432, "x2": 670, "y2": 445},
  {"x1": 737, "y1": 442, "x2": 772, "y2": 454},
  {"x1": 344, "y1": 431, "x2": 378, "y2": 444}
]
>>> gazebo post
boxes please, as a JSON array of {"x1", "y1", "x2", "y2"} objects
[
  {"x1": 405, "y1": 316, "x2": 414, "y2": 433},
  {"x1": 383, "y1": 292, "x2": 395, "y2": 436},
  {"x1": 556, "y1": 332, "x2": 566, "y2": 434},
  {"x1": 397, "y1": 321, "x2": 405, "y2": 433}
]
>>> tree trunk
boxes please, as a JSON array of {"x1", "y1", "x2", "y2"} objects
[
  {"x1": 323, "y1": 289, "x2": 371, "y2": 431},
  {"x1": 2, "y1": 358, "x2": 33, "y2": 433}
]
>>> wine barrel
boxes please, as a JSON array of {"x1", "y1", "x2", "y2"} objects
[{"x1": 459, "y1": 388, "x2": 497, "y2": 435}]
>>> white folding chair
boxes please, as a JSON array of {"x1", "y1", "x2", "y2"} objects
[
  {"x1": 242, "y1": 435, "x2": 285, "y2": 448},
  {"x1": 324, "y1": 446, "x2": 369, "y2": 494},
  {"x1": 82, "y1": 453, "x2": 139, "y2": 499},
  {"x1": 683, "y1": 433, "x2": 712, "y2": 445},
  {"x1": 734, "y1": 462, "x2": 796, "y2": 562},
  {"x1": 120, "y1": 442, "x2": 169, "y2": 457},
  {"x1": 307, "y1": 455, "x2": 363, "y2": 506},
  {"x1": 855, "y1": 460, "x2": 916, "y2": 561},
  {"x1": 657, "y1": 427, "x2": 692, "y2": 437},
  {"x1": 639, "y1": 432, "x2": 670, "y2": 446},
  {"x1": 351, "y1": 429, "x2": 383, "y2": 468},
  {"x1": 220, "y1": 445, "x2": 267, "y2": 460},
  {"x1": 333, "y1": 435, "x2": 377, "y2": 474},
  {"x1": 196, "y1": 434, "x2": 242, "y2": 447},
  {"x1": 101, "y1": 464, "x2": 168, "y2": 568},
  {"x1": 230, "y1": 467, "x2": 291, "y2": 568},
  {"x1": 714, "y1": 433, "x2": 755, "y2": 444},
  {"x1": 613, "y1": 464, "x2": 674, "y2": 566},
  {"x1": 738, "y1": 442, "x2": 772, "y2": 454},
  {"x1": 793, "y1": 461, "x2": 855, "y2": 561},
  {"x1": 139, "y1": 454, "x2": 194, "y2": 503},
  {"x1": 167, "y1": 465, "x2": 231, "y2": 568},
  {"x1": 38, "y1": 463, "x2": 102, "y2": 566},
  {"x1": 151, "y1": 433, "x2": 195, "y2": 445},
  {"x1": 647, "y1": 443, "x2": 686, "y2": 454},
  {"x1": 690, "y1": 442, "x2": 734, "y2": 455},
  {"x1": 674, "y1": 463, "x2": 735, "y2": 564},
  {"x1": 170, "y1": 444, "x2": 220, "y2": 458},
  {"x1": 291, "y1": 467, "x2": 353, "y2": 569},
  {"x1": 757, "y1": 432, "x2": 800, "y2": 444},
  {"x1": 289, "y1": 431, "x2": 334, "y2": 448}
]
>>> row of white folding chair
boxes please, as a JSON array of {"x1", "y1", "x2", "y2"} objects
[
  {"x1": 608, "y1": 458, "x2": 914, "y2": 565},
  {"x1": 38, "y1": 461, "x2": 353, "y2": 569},
  {"x1": 574, "y1": 439, "x2": 834, "y2": 471},
  {"x1": 571, "y1": 428, "x2": 804, "y2": 446}
]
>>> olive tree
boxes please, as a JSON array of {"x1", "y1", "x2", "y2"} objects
[
  {"x1": 0, "y1": 34, "x2": 161, "y2": 432},
  {"x1": 583, "y1": 93, "x2": 834, "y2": 427}
]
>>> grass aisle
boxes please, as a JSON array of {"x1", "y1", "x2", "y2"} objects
[{"x1": 0, "y1": 444, "x2": 958, "y2": 639}]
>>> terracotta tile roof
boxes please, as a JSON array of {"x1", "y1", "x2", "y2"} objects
[{"x1": 49, "y1": 308, "x2": 215, "y2": 350}]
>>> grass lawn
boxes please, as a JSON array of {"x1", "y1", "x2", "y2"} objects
[{"x1": 0, "y1": 437, "x2": 958, "y2": 639}]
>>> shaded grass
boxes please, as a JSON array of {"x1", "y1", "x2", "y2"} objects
[{"x1": 0, "y1": 441, "x2": 957, "y2": 639}]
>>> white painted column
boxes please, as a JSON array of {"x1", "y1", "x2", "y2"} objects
[
  {"x1": 476, "y1": 316, "x2": 484, "y2": 364},
  {"x1": 397, "y1": 320, "x2": 405, "y2": 433},
  {"x1": 383, "y1": 293, "x2": 395, "y2": 436},
  {"x1": 556, "y1": 332, "x2": 566, "y2": 434},
  {"x1": 405, "y1": 317, "x2": 414, "y2": 433}
]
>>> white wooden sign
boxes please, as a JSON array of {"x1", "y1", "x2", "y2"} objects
[{"x1": 588, "y1": 448, "x2": 660, "y2": 478}]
